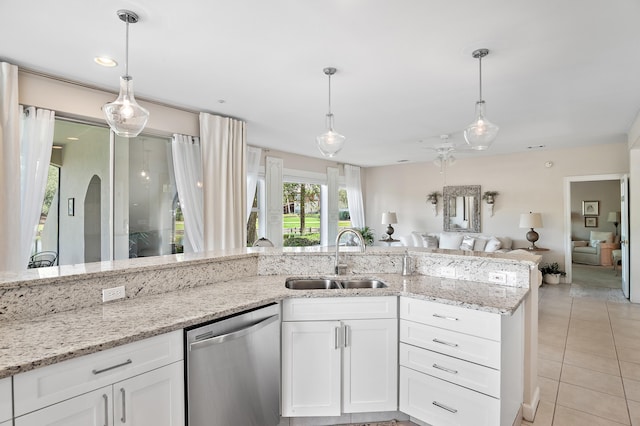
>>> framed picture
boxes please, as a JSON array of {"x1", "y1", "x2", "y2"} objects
[
  {"x1": 68, "y1": 198, "x2": 75, "y2": 216},
  {"x1": 582, "y1": 200, "x2": 599, "y2": 216},
  {"x1": 585, "y1": 217, "x2": 598, "y2": 227}
]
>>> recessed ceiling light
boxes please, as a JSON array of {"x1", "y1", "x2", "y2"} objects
[
  {"x1": 218, "y1": 99, "x2": 226, "y2": 104},
  {"x1": 397, "y1": 159, "x2": 409, "y2": 163},
  {"x1": 66, "y1": 137, "x2": 79, "y2": 141},
  {"x1": 527, "y1": 145, "x2": 546, "y2": 149},
  {"x1": 94, "y1": 56, "x2": 118, "y2": 67},
  {"x1": 52, "y1": 145, "x2": 63, "y2": 150}
]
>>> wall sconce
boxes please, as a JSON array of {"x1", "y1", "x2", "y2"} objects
[
  {"x1": 482, "y1": 190, "x2": 499, "y2": 217},
  {"x1": 426, "y1": 191, "x2": 441, "y2": 216}
]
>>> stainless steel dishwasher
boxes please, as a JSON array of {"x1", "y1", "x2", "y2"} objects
[{"x1": 185, "y1": 303, "x2": 280, "y2": 426}]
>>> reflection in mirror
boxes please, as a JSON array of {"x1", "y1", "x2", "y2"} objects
[
  {"x1": 443, "y1": 185, "x2": 481, "y2": 233},
  {"x1": 32, "y1": 118, "x2": 180, "y2": 268}
]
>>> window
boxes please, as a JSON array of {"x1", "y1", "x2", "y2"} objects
[
  {"x1": 283, "y1": 182, "x2": 322, "y2": 247},
  {"x1": 338, "y1": 188, "x2": 351, "y2": 229}
]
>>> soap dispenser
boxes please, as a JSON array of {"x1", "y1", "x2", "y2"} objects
[{"x1": 402, "y1": 250, "x2": 413, "y2": 276}]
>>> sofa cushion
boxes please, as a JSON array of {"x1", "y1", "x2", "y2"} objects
[
  {"x1": 574, "y1": 246, "x2": 597, "y2": 254},
  {"x1": 484, "y1": 238, "x2": 502, "y2": 252},
  {"x1": 460, "y1": 236, "x2": 475, "y2": 251},
  {"x1": 573, "y1": 241, "x2": 588, "y2": 247},
  {"x1": 496, "y1": 237, "x2": 513, "y2": 250},
  {"x1": 439, "y1": 233, "x2": 464, "y2": 250}
]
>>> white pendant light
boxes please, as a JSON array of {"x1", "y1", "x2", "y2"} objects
[
  {"x1": 103, "y1": 10, "x2": 149, "y2": 138},
  {"x1": 316, "y1": 67, "x2": 346, "y2": 157},
  {"x1": 464, "y1": 48, "x2": 499, "y2": 150}
]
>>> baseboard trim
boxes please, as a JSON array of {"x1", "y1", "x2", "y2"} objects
[{"x1": 522, "y1": 385, "x2": 540, "y2": 422}]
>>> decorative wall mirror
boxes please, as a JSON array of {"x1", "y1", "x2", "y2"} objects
[{"x1": 443, "y1": 185, "x2": 481, "y2": 233}]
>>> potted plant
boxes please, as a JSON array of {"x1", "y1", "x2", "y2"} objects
[
  {"x1": 355, "y1": 226, "x2": 375, "y2": 246},
  {"x1": 426, "y1": 191, "x2": 441, "y2": 205},
  {"x1": 482, "y1": 191, "x2": 499, "y2": 204},
  {"x1": 539, "y1": 262, "x2": 566, "y2": 285}
]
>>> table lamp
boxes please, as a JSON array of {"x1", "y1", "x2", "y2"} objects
[
  {"x1": 381, "y1": 212, "x2": 398, "y2": 240},
  {"x1": 519, "y1": 212, "x2": 543, "y2": 250},
  {"x1": 607, "y1": 211, "x2": 621, "y2": 236}
]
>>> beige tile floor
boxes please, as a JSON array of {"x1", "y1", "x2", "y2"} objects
[{"x1": 523, "y1": 278, "x2": 640, "y2": 425}]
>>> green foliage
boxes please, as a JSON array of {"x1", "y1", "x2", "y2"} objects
[
  {"x1": 355, "y1": 226, "x2": 375, "y2": 246},
  {"x1": 540, "y1": 262, "x2": 566, "y2": 276},
  {"x1": 283, "y1": 235, "x2": 320, "y2": 247},
  {"x1": 339, "y1": 210, "x2": 351, "y2": 220},
  {"x1": 41, "y1": 165, "x2": 59, "y2": 217}
]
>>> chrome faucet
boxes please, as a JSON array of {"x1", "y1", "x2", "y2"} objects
[{"x1": 335, "y1": 228, "x2": 366, "y2": 275}]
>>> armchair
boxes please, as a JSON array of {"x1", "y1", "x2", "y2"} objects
[{"x1": 572, "y1": 231, "x2": 614, "y2": 265}]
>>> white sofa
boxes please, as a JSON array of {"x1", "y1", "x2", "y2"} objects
[
  {"x1": 572, "y1": 231, "x2": 614, "y2": 265},
  {"x1": 399, "y1": 231, "x2": 513, "y2": 253}
]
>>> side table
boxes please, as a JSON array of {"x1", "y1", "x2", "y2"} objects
[
  {"x1": 600, "y1": 243, "x2": 620, "y2": 266},
  {"x1": 378, "y1": 238, "x2": 400, "y2": 246}
]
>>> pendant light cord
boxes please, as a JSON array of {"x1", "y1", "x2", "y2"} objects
[
  {"x1": 478, "y1": 55, "x2": 483, "y2": 102},
  {"x1": 124, "y1": 19, "x2": 130, "y2": 78},
  {"x1": 327, "y1": 73, "x2": 332, "y2": 116}
]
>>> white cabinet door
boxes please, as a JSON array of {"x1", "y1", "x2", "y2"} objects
[
  {"x1": 15, "y1": 386, "x2": 112, "y2": 426},
  {"x1": 281, "y1": 321, "x2": 341, "y2": 417},
  {"x1": 343, "y1": 319, "x2": 398, "y2": 413},
  {"x1": 0, "y1": 377, "x2": 11, "y2": 423},
  {"x1": 115, "y1": 361, "x2": 184, "y2": 426}
]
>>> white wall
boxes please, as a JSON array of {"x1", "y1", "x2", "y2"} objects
[{"x1": 364, "y1": 143, "x2": 629, "y2": 266}]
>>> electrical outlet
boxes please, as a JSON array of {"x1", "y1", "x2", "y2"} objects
[
  {"x1": 488, "y1": 272, "x2": 507, "y2": 284},
  {"x1": 440, "y1": 267, "x2": 456, "y2": 279},
  {"x1": 102, "y1": 286, "x2": 125, "y2": 302}
]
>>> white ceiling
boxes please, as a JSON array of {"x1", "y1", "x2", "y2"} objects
[{"x1": 2, "y1": 0, "x2": 640, "y2": 167}]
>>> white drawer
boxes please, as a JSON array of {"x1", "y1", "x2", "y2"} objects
[
  {"x1": 282, "y1": 296, "x2": 397, "y2": 321},
  {"x1": 14, "y1": 330, "x2": 183, "y2": 416},
  {"x1": 400, "y1": 319, "x2": 500, "y2": 369},
  {"x1": 400, "y1": 297, "x2": 501, "y2": 341},
  {"x1": 399, "y1": 343, "x2": 500, "y2": 398},
  {"x1": 0, "y1": 377, "x2": 11, "y2": 423},
  {"x1": 400, "y1": 366, "x2": 500, "y2": 426}
]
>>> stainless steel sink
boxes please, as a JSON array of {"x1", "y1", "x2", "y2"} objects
[
  {"x1": 285, "y1": 277, "x2": 387, "y2": 290},
  {"x1": 285, "y1": 278, "x2": 341, "y2": 290},
  {"x1": 340, "y1": 279, "x2": 388, "y2": 289}
]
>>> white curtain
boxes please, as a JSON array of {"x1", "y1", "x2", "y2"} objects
[
  {"x1": 20, "y1": 106, "x2": 55, "y2": 268},
  {"x1": 0, "y1": 62, "x2": 21, "y2": 272},
  {"x1": 344, "y1": 164, "x2": 366, "y2": 228},
  {"x1": 246, "y1": 146, "x2": 262, "y2": 222},
  {"x1": 200, "y1": 113, "x2": 247, "y2": 250},
  {"x1": 171, "y1": 134, "x2": 204, "y2": 253}
]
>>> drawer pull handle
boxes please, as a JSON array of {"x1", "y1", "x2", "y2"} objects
[
  {"x1": 432, "y1": 338, "x2": 458, "y2": 347},
  {"x1": 120, "y1": 388, "x2": 127, "y2": 423},
  {"x1": 103, "y1": 394, "x2": 109, "y2": 426},
  {"x1": 335, "y1": 327, "x2": 341, "y2": 349},
  {"x1": 92, "y1": 359, "x2": 132, "y2": 375},
  {"x1": 433, "y1": 400, "x2": 458, "y2": 414},
  {"x1": 433, "y1": 363, "x2": 458, "y2": 374},
  {"x1": 433, "y1": 313, "x2": 459, "y2": 321}
]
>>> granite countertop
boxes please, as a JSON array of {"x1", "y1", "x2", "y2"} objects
[{"x1": 0, "y1": 273, "x2": 529, "y2": 379}]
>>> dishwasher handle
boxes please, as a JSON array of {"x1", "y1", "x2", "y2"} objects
[{"x1": 189, "y1": 314, "x2": 279, "y2": 351}]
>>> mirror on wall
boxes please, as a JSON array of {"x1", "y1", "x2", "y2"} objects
[{"x1": 443, "y1": 185, "x2": 481, "y2": 233}]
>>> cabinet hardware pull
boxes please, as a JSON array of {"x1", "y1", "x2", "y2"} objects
[
  {"x1": 433, "y1": 400, "x2": 458, "y2": 413},
  {"x1": 92, "y1": 359, "x2": 132, "y2": 375},
  {"x1": 103, "y1": 394, "x2": 109, "y2": 426},
  {"x1": 344, "y1": 325, "x2": 349, "y2": 348},
  {"x1": 121, "y1": 388, "x2": 126, "y2": 423},
  {"x1": 432, "y1": 363, "x2": 458, "y2": 374},
  {"x1": 432, "y1": 338, "x2": 458, "y2": 347},
  {"x1": 433, "y1": 313, "x2": 459, "y2": 321},
  {"x1": 335, "y1": 327, "x2": 340, "y2": 349}
]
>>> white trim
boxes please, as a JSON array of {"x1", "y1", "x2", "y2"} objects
[{"x1": 283, "y1": 167, "x2": 345, "y2": 186}]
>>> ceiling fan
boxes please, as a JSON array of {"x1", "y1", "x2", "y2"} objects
[{"x1": 422, "y1": 134, "x2": 474, "y2": 173}]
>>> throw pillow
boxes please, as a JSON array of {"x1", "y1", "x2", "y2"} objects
[
  {"x1": 473, "y1": 238, "x2": 488, "y2": 251},
  {"x1": 439, "y1": 233, "x2": 464, "y2": 250},
  {"x1": 460, "y1": 236, "x2": 475, "y2": 251},
  {"x1": 421, "y1": 234, "x2": 439, "y2": 248},
  {"x1": 484, "y1": 238, "x2": 502, "y2": 252},
  {"x1": 410, "y1": 232, "x2": 423, "y2": 247},
  {"x1": 590, "y1": 239, "x2": 605, "y2": 248}
]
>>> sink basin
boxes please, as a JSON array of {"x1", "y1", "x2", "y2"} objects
[
  {"x1": 285, "y1": 277, "x2": 388, "y2": 290},
  {"x1": 340, "y1": 279, "x2": 388, "y2": 289},
  {"x1": 285, "y1": 278, "x2": 340, "y2": 290}
]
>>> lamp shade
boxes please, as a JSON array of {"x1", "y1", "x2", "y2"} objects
[
  {"x1": 519, "y1": 212, "x2": 543, "y2": 229},
  {"x1": 608, "y1": 212, "x2": 621, "y2": 223},
  {"x1": 381, "y1": 212, "x2": 398, "y2": 225}
]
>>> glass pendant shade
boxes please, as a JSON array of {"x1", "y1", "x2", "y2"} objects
[
  {"x1": 317, "y1": 113, "x2": 346, "y2": 157},
  {"x1": 464, "y1": 101, "x2": 499, "y2": 150},
  {"x1": 103, "y1": 76, "x2": 149, "y2": 137}
]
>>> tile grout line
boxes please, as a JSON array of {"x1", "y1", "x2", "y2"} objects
[{"x1": 608, "y1": 301, "x2": 633, "y2": 425}]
